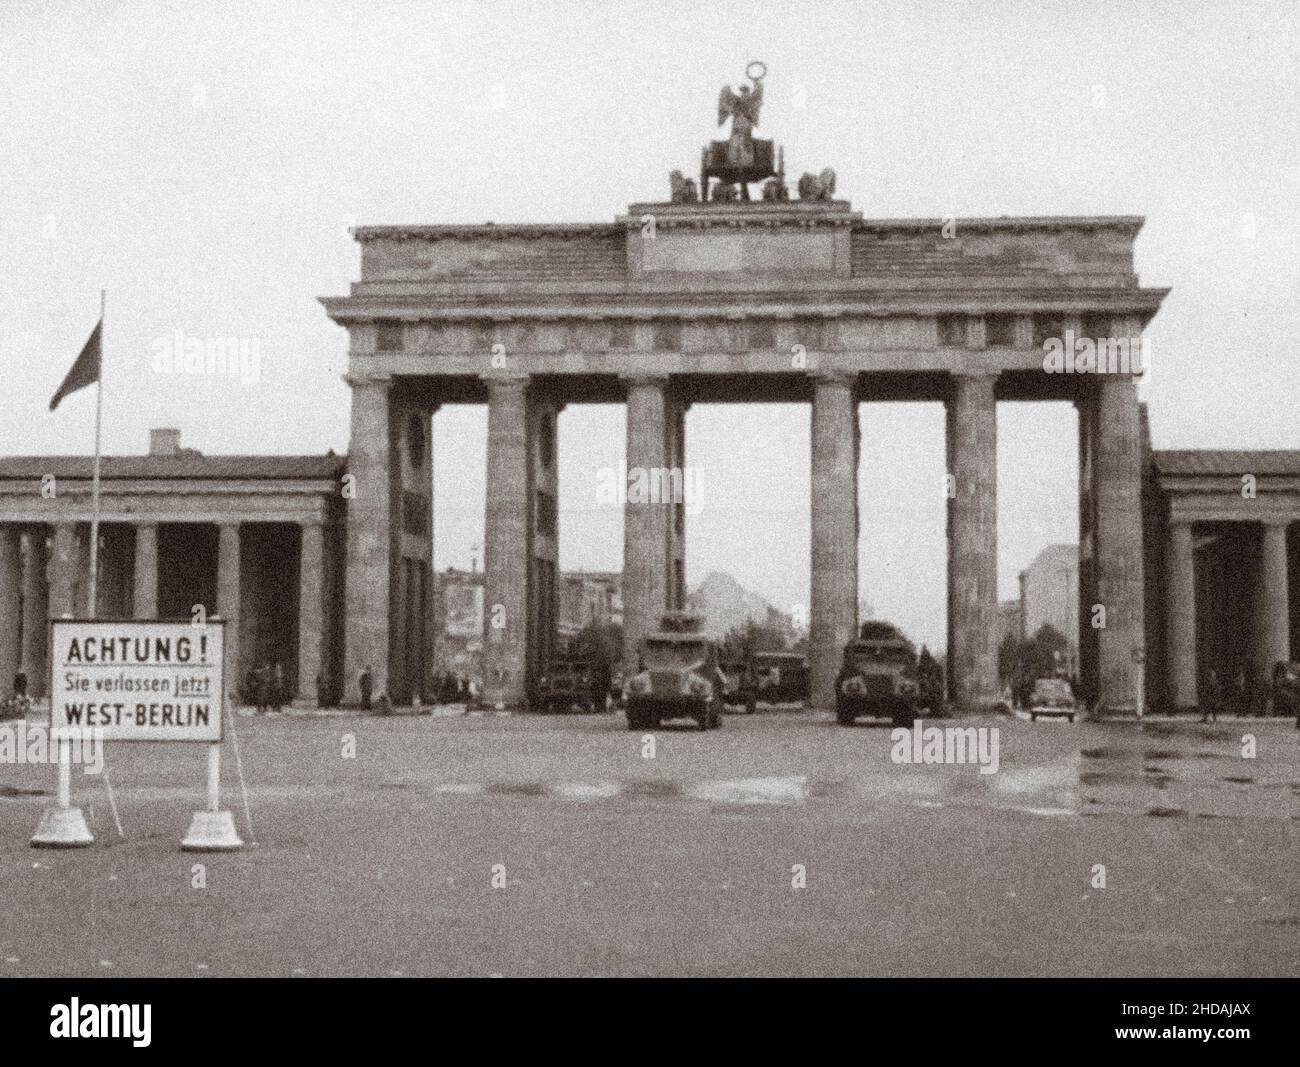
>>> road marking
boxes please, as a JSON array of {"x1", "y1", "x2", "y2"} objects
[
  {"x1": 685, "y1": 776, "x2": 808, "y2": 805},
  {"x1": 547, "y1": 782, "x2": 620, "y2": 801}
]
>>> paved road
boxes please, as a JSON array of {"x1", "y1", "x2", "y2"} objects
[{"x1": 1, "y1": 709, "x2": 1298, "y2": 976}]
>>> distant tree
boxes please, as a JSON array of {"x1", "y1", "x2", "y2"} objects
[
  {"x1": 573, "y1": 621, "x2": 622, "y2": 669},
  {"x1": 917, "y1": 644, "x2": 945, "y2": 708},
  {"x1": 720, "y1": 619, "x2": 789, "y2": 661},
  {"x1": 1007, "y1": 624, "x2": 1070, "y2": 705},
  {"x1": 998, "y1": 632, "x2": 1019, "y2": 684}
]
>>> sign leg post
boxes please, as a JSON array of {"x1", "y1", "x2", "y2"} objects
[
  {"x1": 181, "y1": 741, "x2": 243, "y2": 852},
  {"x1": 31, "y1": 735, "x2": 94, "y2": 848}
]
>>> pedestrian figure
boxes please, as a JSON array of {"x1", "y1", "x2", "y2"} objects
[
  {"x1": 254, "y1": 662, "x2": 272, "y2": 715},
  {"x1": 358, "y1": 665, "x2": 374, "y2": 711},
  {"x1": 1232, "y1": 667, "x2": 1247, "y2": 717},
  {"x1": 1202, "y1": 669, "x2": 1221, "y2": 723},
  {"x1": 271, "y1": 662, "x2": 285, "y2": 714}
]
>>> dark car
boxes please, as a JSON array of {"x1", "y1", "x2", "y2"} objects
[
  {"x1": 723, "y1": 652, "x2": 809, "y2": 714},
  {"x1": 534, "y1": 656, "x2": 603, "y2": 714},
  {"x1": 1027, "y1": 677, "x2": 1077, "y2": 722},
  {"x1": 624, "y1": 613, "x2": 726, "y2": 732},
  {"x1": 835, "y1": 621, "x2": 925, "y2": 727}
]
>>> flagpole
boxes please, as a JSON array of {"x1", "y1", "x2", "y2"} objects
[{"x1": 87, "y1": 289, "x2": 104, "y2": 618}]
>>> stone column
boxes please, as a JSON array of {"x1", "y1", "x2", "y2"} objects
[
  {"x1": 20, "y1": 528, "x2": 48, "y2": 698},
  {"x1": 1257, "y1": 521, "x2": 1291, "y2": 681},
  {"x1": 810, "y1": 372, "x2": 859, "y2": 709},
  {"x1": 0, "y1": 526, "x2": 20, "y2": 695},
  {"x1": 343, "y1": 375, "x2": 394, "y2": 705},
  {"x1": 133, "y1": 522, "x2": 158, "y2": 619},
  {"x1": 946, "y1": 373, "x2": 999, "y2": 711},
  {"x1": 1165, "y1": 520, "x2": 1197, "y2": 711},
  {"x1": 297, "y1": 520, "x2": 326, "y2": 705},
  {"x1": 623, "y1": 375, "x2": 670, "y2": 679},
  {"x1": 217, "y1": 523, "x2": 241, "y2": 701},
  {"x1": 666, "y1": 398, "x2": 688, "y2": 610},
  {"x1": 49, "y1": 523, "x2": 77, "y2": 621},
  {"x1": 1093, "y1": 376, "x2": 1145, "y2": 713},
  {"x1": 482, "y1": 376, "x2": 530, "y2": 709},
  {"x1": 526, "y1": 396, "x2": 560, "y2": 687}
]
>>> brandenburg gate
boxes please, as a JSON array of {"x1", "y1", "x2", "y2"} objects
[
  {"x1": 323, "y1": 211, "x2": 1165, "y2": 714},
  {"x1": 320, "y1": 69, "x2": 1165, "y2": 714}
]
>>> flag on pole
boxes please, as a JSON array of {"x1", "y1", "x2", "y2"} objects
[{"x1": 49, "y1": 319, "x2": 102, "y2": 411}]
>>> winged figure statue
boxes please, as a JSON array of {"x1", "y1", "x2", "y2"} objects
[{"x1": 717, "y1": 74, "x2": 764, "y2": 170}]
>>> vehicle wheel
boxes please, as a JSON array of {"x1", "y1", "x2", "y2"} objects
[
  {"x1": 1068, "y1": 714, "x2": 1075, "y2": 723},
  {"x1": 835, "y1": 706, "x2": 855, "y2": 726},
  {"x1": 1030, "y1": 712, "x2": 1037, "y2": 722},
  {"x1": 745, "y1": 699, "x2": 757, "y2": 716},
  {"x1": 709, "y1": 703, "x2": 722, "y2": 729}
]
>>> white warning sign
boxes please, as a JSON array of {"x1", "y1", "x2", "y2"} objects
[{"x1": 48, "y1": 620, "x2": 224, "y2": 741}]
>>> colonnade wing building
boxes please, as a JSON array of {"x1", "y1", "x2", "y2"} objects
[
  {"x1": 5, "y1": 199, "x2": 1297, "y2": 715},
  {"x1": 0, "y1": 428, "x2": 344, "y2": 703},
  {"x1": 320, "y1": 195, "x2": 1170, "y2": 714}
]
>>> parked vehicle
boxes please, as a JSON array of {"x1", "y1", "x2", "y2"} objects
[
  {"x1": 1271, "y1": 662, "x2": 1300, "y2": 718},
  {"x1": 835, "y1": 621, "x2": 925, "y2": 727},
  {"x1": 624, "y1": 613, "x2": 726, "y2": 732},
  {"x1": 534, "y1": 655, "x2": 603, "y2": 713},
  {"x1": 1027, "y1": 677, "x2": 1076, "y2": 722},
  {"x1": 722, "y1": 652, "x2": 809, "y2": 713}
]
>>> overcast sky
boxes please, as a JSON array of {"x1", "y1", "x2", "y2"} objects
[{"x1": 3, "y1": 0, "x2": 1297, "y2": 651}]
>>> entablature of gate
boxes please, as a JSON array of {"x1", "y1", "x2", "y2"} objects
[
  {"x1": 332, "y1": 201, "x2": 1151, "y2": 297},
  {"x1": 324, "y1": 200, "x2": 1167, "y2": 387}
]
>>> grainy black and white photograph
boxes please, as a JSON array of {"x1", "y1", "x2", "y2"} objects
[{"x1": 1, "y1": 0, "x2": 1297, "y2": 1048}]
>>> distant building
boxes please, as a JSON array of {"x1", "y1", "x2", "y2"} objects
[
  {"x1": 435, "y1": 567, "x2": 484, "y2": 684},
  {"x1": 997, "y1": 599, "x2": 1022, "y2": 649},
  {"x1": 1018, "y1": 544, "x2": 1078, "y2": 674},
  {"x1": 557, "y1": 571, "x2": 622, "y2": 638},
  {"x1": 435, "y1": 567, "x2": 623, "y2": 684}
]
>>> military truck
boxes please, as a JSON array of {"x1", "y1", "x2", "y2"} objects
[
  {"x1": 533, "y1": 654, "x2": 604, "y2": 714},
  {"x1": 722, "y1": 652, "x2": 810, "y2": 714},
  {"x1": 624, "y1": 612, "x2": 726, "y2": 731},
  {"x1": 835, "y1": 621, "x2": 926, "y2": 727}
]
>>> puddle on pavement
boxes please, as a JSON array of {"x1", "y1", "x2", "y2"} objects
[
  {"x1": 622, "y1": 781, "x2": 682, "y2": 799},
  {"x1": 1221, "y1": 776, "x2": 1253, "y2": 784},
  {"x1": 486, "y1": 782, "x2": 546, "y2": 798},
  {"x1": 1080, "y1": 770, "x2": 1133, "y2": 786},
  {"x1": 0, "y1": 785, "x2": 47, "y2": 798},
  {"x1": 1147, "y1": 806, "x2": 1185, "y2": 818},
  {"x1": 1143, "y1": 749, "x2": 1182, "y2": 761},
  {"x1": 1080, "y1": 746, "x2": 1124, "y2": 759}
]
